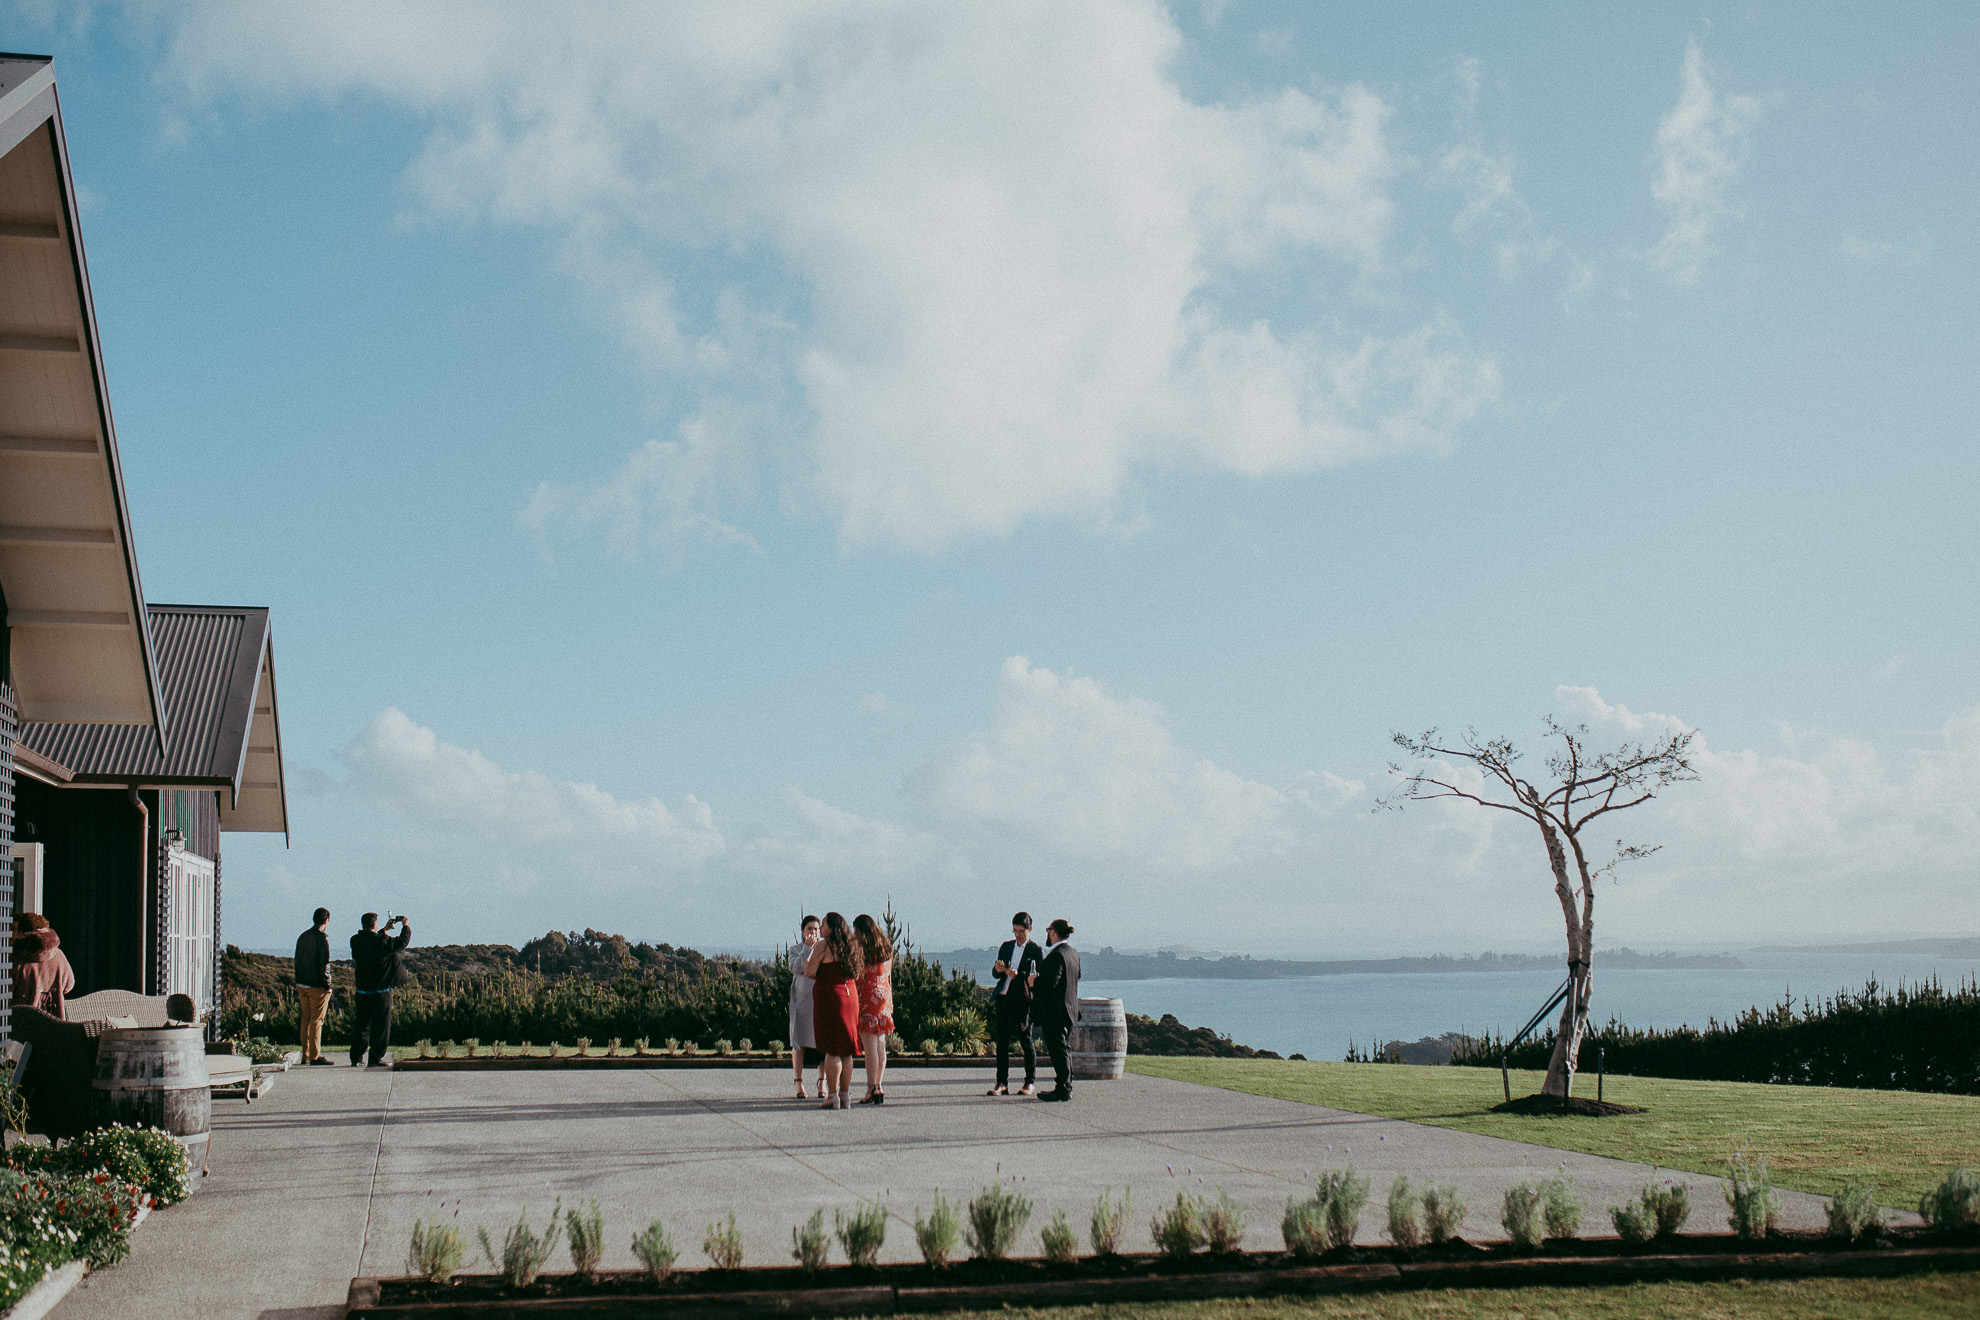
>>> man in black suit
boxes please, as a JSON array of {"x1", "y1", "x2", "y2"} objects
[
  {"x1": 1027, "y1": 919, "x2": 1080, "y2": 1101},
  {"x1": 986, "y1": 911, "x2": 1045, "y2": 1096},
  {"x1": 349, "y1": 912, "x2": 412, "y2": 1068}
]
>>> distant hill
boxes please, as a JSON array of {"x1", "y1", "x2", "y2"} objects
[
  {"x1": 930, "y1": 946, "x2": 1740, "y2": 980},
  {"x1": 1750, "y1": 936, "x2": 1980, "y2": 959}
]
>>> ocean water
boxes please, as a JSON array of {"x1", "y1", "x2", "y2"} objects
[{"x1": 1088, "y1": 949, "x2": 1980, "y2": 1063}]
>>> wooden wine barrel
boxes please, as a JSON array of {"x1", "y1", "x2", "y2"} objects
[
  {"x1": 90, "y1": 1027, "x2": 210, "y2": 1193},
  {"x1": 1068, "y1": 997, "x2": 1127, "y2": 1080}
]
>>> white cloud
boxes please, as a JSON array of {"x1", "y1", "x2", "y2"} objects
[
  {"x1": 1647, "y1": 41, "x2": 1763, "y2": 285},
  {"x1": 735, "y1": 788, "x2": 969, "y2": 885},
  {"x1": 346, "y1": 707, "x2": 725, "y2": 866},
  {"x1": 1839, "y1": 232, "x2": 1929, "y2": 266},
  {"x1": 913, "y1": 656, "x2": 1323, "y2": 870},
  {"x1": 152, "y1": 2, "x2": 1496, "y2": 551}
]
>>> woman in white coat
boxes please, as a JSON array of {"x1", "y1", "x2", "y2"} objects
[{"x1": 789, "y1": 914, "x2": 824, "y2": 1099}]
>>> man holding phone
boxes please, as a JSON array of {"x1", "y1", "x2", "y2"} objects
[
  {"x1": 985, "y1": 911, "x2": 1043, "y2": 1096},
  {"x1": 349, "y1": 912, "x2": 412, "y2": 1068}
]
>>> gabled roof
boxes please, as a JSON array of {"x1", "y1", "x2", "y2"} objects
[
  {"x1": 0, "y1": 53, "x2": 165, "y2": 738},
  {"x1": 20, "y1": 605, "x2": 289, "y2": 837}
]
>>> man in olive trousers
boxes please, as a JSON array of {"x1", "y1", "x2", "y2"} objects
[{"x1": 293, "y1": 907, "x2": 334, "y2": 1066}]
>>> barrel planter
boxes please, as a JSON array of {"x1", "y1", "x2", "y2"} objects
[
  {"x1": 90, "y1": 1027, "x2": 211, "y2": 1193},
  {"x1": 1068, "y1": 996, "x2": 1126, "y2": 1080}
]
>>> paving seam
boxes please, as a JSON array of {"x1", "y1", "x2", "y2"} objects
[
  {"x1": 641, "y1": 1070, "x2": 922, "y2": 1229},
  {"x1": 355, "y1": 1069, "x2": 398, "y2": 1278}
]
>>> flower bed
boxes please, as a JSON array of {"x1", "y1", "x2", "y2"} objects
[
  {"x1": 0, "y1": 1123, "x2": 191, "y2": 1311},
  {"x1": 349, "y1": 1234, "x2": 1980, "y2": 1319}
]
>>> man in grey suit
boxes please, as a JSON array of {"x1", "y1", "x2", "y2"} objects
[{"x1": 1027, "y1": 919, "x2": 1080, "y2": 1102}]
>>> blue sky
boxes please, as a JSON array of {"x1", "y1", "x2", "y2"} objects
[{"x1": 10, "y1": 2, "x2": 1976, "y2": 955}]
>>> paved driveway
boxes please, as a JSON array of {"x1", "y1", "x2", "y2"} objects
[{"x1": 58, "y1": 1064, "x2": 1836, "y2": 1320}]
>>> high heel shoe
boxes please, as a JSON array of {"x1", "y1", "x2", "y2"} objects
[{"x1": 793, "y1": 1078, "x2": 808, "y2": 1099}]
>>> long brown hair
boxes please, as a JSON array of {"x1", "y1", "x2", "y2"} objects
[
  {"x1": 822, "y1": 912, "x2": 863, "y2": 979},
  {"x1": 853, "y1": 913, "x2": 893, "y2": 966}
]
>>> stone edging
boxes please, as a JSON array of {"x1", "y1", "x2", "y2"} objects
[
  {"x1": 346, "y1": 1243, "x2": 1980, "y2": 1318},
  {"x1": 392, "y1": 1056, "x2": 996, "y2": 1071}
]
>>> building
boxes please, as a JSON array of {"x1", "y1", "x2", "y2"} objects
[{"x1": 1, "y1": 55, "x2": 288, "y2": 1038}]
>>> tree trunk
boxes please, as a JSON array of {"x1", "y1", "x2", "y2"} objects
[{"x1": 1535, "y1": 812, "x2": 1591, "y2": 1098}]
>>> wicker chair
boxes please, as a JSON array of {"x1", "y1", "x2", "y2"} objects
[{"x1": 12, "y1": 993, "x2": 200, "y2": 1137}]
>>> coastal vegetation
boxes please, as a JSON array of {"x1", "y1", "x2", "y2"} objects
[
  {"x1": 1129, "y1": 1057, "x2": 1980, "y2": 1205},
  {"x1": 1450, "y1": 975, "x2": 1980, "y2": 1095}
]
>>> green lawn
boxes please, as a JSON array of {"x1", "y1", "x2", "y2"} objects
[
  {"x1": 1129, "y1": 1058, "x2": 1980, "y2": 1207},
  {"x1": 937, "y1": 1273, "x2": 1980, "y2": 1320}
]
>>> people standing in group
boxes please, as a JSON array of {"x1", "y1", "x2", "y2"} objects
[
  {"x1": 788, "y1": 914, "x2": 826, "y2": 1100},
  {"x1": 986, "y1": 911, "x2": 1043, "y2": 1097},
  {"x1": 349, "y1": 912, "x2": 411, "y2": 1068},
  {"x1": 853, "y1": 913, "x2": 895, "y2": 1105},
  {"x1": 1027, "y1": 919, "x2": 1080, "y2": 1102},
  {"x1": 293, "y1": 907, "x2": 335, "y2": 1066},
  {"x1": 803, "y1": 912, "x2": 863, "y2": 1110},
  {"x1": 10, "y1": 914, "x2": 73, "y2": 1019}
]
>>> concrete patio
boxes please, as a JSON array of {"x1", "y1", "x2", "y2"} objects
[{"x1": 59, "y1": 1064, "x2": 1838, "y2": 1320}]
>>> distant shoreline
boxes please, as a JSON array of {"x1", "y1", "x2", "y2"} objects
[{"x1": 928, "y1": 946, "x2": 1743, "y2": 980}]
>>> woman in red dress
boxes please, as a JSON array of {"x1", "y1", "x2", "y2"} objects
[
  {"x1": 853, "y1": 914, "x2": 895, "y2": 1105},
  {"x1": 804, "y1": 912, "x2": 863, "y2": 1110}
]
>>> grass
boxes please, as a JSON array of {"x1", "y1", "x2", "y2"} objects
[
  {"x1": 1129, "y1": 1059, "x2": 1980, "y2": 1206},
  {"x1": 934, "y1": 1273, "x2": 1979, "y2": 1320}
]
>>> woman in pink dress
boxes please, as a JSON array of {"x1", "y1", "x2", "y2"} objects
[
  {"x1": 853, "y1": 913, "x2": 895, "y2": 1105},
  {"x1": 804, "y1": 912, "x2": 863, "y2": 1110}
]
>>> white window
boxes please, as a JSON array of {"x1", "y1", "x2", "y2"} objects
[{"x1": 166, "y1": 851, "x2": 217, "y2": 1014}]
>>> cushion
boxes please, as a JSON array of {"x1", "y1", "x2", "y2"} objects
[{"x1": 101, "y1": 1015, "x2": 141, "y2": 1030}]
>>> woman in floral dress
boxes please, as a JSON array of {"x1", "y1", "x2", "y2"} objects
[{"x1": 853, "y1": 913, "x2": 895, "y2": 1105}]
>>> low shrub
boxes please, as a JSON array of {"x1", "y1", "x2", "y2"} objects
[
  {"x1": 921, "y1": 1038, "x2": 940, "y2": 1057},
  {"x1": 714, "y1": 1040, "x2": 734, "y2": 1057},
  {"x1": 491, "y1": 1041, "x2": 506, "y2": 1058},
  {"x1": 407, "y1": 1220, "x2": 465, "y2": 1283},
  {"x1": 1500, "y1": 1181, "x2": 1543, "y2": 1251},
  {"x1": 566, "y1": 1198, "x2": 604, "y2": 1277},
  {"x1": 1385, "y1": 1176, "x2": 1422, "y2": 1248},
  {"x1": 1918, "y1": 1167, "x2": 1980, "y2": 1235},
  {"x1": 1420, "y1": 1183, "x2": 1467, "y2": 1244},
  {"x1": 1090, "y1": 1188, "x2": 1131, "y2": 1256},
  {"x1": 1281, "y1": 1197, "x2": 1328, "y2": 1256},
  {"x1": 1827, "y1": 1178, "x2": 1881, "y2": 1241},
  {"x1": 835, "y1": 1201, "x2": 887, "y2": 1267},
  {"x1": 683, "y1": 1041, "x2": 700, "y2": 1057},
  {"x1": 634, "y1": 1037, "x2": 651, "y2": 1054},
  {"x1": 575, "y1": 1037, "x2": 592, "y2": 1055},
  {"x1": 664, "y1": 1038, "x2": 681, "y2": 1054},
  {"x1": 1150, "y1": 1191, "x2": 1205, "y2": 1259},
  {"x1": 1040, "y1": 1210, "x2": 1077, "y2": 1264},
  {"x1": 1203, "y1": 1190, "x2": 1245, "y2": 1254},
  {"x1": 964, "y1": 1182, "x2": 1032, "y2": 1260},
  {"x1": 1315, "y1": 1168, "x2": 1369, "y2": 1251},
  {"x1": 478, "y1": 1202, "x2": 562, "y2": 1288},
  {"x1": 0, "y1": 1167, "x2": 145, "y2": 1271},
  {"x1": 915, "y1": 1192, "x2": 962, "y2": 1266},
  {"x1": 1645, "y1": 1182, "x2": 1691, "y2": 1238},
  {"x1": 1611, "y1": 1198, "x2": 1654, "y2": 1246},
  {"x1": 792, "y1": 1208, "x2": 828, "y2": 1271},
  {"x1": 1542, "y1": 1173, "x2": 1584, "y2": 1240},
  {"x1": 1725, "y1": 1152, "x2": 1780, "y2": 1240},
  {"x1": 739, "y1": 1038, "x2": 754, "y2": 1053},
  {"x1": 416, "y1": 1039, "x2": 433, "y2": 1059},
  {"x1": 464, "y1": 1037, "x2": 480, "y2": 1057},
  {"x1": 631, "y1": 1219, "x2": 676, "y2": 1281},
  {"x1": 769, "y1": 1040, "x2": 785, "y2": 1056},
  {"x1": 439, "y1": 1040, "x2": 456, "y2": 1057},
  {"x1": 704, "y1": 1212, "x2": 745, "y2": 1268},
  {"x1": 608, "y1": 1037, "x2": 623, "y2": 1056}
]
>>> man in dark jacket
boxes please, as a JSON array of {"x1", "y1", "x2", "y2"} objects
[
  {"x1": 293, "y1": 907, "x2": 334, "y2": 1065},
  {"x1": 1027, "y1": 919, "x2": 1080, "y2": 1102},
  {"x1": 987, "y1": 911, "x2": 1045, "y2": 1096},
  {"x1": 349, "y1": 912, "x2": 412, "y2": 1068}
]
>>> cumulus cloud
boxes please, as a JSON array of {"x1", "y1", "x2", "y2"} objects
[
  {"x1": 151, "y1": 2, "x2": 1496, "y2": 551},
  {"x1": 1647, "y1": 41, "x2": 1763, "y2": 285},
  {"x1": 347, "y1": 707, "x2": 725, "y2": 865}
]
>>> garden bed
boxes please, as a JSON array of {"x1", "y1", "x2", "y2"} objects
[{"x1": 347, "y1": 1233, "x2": 1980, "y2": 1318}]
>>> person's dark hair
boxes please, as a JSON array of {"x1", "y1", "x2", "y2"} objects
[
  {"x1": 853, "y1": 913, "x2": 894, "y2": 965},
  {"x1": 13, "y1": 913, "x2": 49, "y2": 934},
  {"x1": 1047, "y1": 919, "x2": 1074, "y2": 940},
  {"x1": 821, "y1": 912, "x2": 863, "y2": 979},
  {"x1": 1012, "y1": 911, "x2": 1032, "y2": 929},
  {"x1": 313, "y1": 907, "x2": 331, "y2": 926},
  {"x1": 361, "y1": 912, "x2": 379, "y2": 931},
  {"x1": 802, "y1": 914, "x2": 821, "y2": 930}
]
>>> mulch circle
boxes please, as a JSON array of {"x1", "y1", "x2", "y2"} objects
[{"x1": 1493, "y1": 1092, "x2": 1646, "y2": 1116}]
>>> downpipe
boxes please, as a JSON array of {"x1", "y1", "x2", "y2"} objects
[{"x1": 128, "y1": 784, "x2": 148, "y2": 993}]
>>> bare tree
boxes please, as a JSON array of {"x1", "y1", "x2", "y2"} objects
[{"x1": 1385, "y1": 718, "x2": 1697, "y2": 1098}]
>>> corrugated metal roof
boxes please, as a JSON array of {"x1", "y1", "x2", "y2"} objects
[{"x1": 19, "y1": 605, "x2": 268, "y2": 788}]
